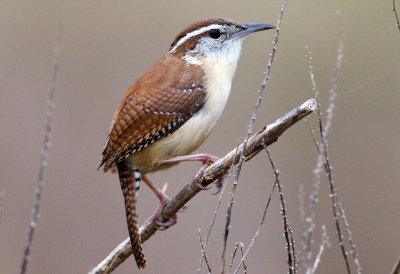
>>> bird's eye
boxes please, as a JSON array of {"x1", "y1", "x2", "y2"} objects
[{"x1": 208, "y1": 29, "x2": 221, "y2": 39}]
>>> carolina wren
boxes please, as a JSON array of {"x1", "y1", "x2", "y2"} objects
[{"x1": 99, "y1": 18, "x2": 274, "y2": 269}]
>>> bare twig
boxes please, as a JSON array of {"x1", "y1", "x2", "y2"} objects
[
  {"x1": 89, "y1": 98, "x2": 316, "y2": 274},
  {"x1": 265, "y1": 148, "x2": 296, "y2": 273},
  {"x1": 391, "y1": 256, "x2": 400, "y2": 274},
  {"x1": 198, "y1": 229, "x2": 212, "y2": 273},
  {"x1": 320, "y1": 11, "x2": 351, "y2": 274},
  {"x1": 304, "y1": 45, "x2": 324, "y2": 273},
  {"x1": 221, "y1": 1, "x2": 288, "y2": 271},
  {"x1": 297, "y1": 183, "x2": 306, "y2": 267},
  {"x1": 20, "y1": 26, "x2": 62, "y2": 274},
  {"x1": 338, "y1": 202, "x2": 362, "y2": 273},
  {"x1": 324, "y1": 11, "x2": 344, "y2": 139},
  {"x1": 304, "y1": 11, "x2": 352, "y2": 274},
  {"x1": 233, "y1": 141, "x2": 279, "y2": 274},
  {"x1": 393, "y1": 0, "x2": 400, "y2": 31},
  {"x1": 310, "y1": 225, "x2": 330, "y2": 273},
  {"x1": 229, "y1": 242, "x2": 247, "y2": 274},
  {"x1": 305, "y1": 118, "x2": 321, "y2": 153},
  {"x1": 198, "y1": 150, "x2": 236, "y2": 273}
]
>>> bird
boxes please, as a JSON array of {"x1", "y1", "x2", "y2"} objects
[{"x1": 98, "y1": 18, "x2": 275, "y2": 269}]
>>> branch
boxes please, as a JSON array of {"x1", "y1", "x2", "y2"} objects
[
  {"x1": 391, "y1": 256, "x2": 400, "y2": 274},
  {"x1": 20, "y1": 26, "x2": 62, "y2": 274},
  {"x1": 393, "y1": 0, "x2": 400, "y2": 31},
  {"x1": 221, "y1": 0, "x2": 287, "y2": 269},
  {"x1": 89, "y1": 98, "x2": 316, "y2": 274}
]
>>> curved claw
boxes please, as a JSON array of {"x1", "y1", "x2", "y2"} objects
[
  {"x1": 154, "y1": 215, "x2": 177, "y2": 231},
  {"x1": 211, "y1": 174, "x2": 227, "y2": 195},
  {"x1": 151, "y1": 197, "x2": 178, "y2": 230},
  {"x1": 211, "y1": 187, "x2": 222, "y2": 195},
  {"x1": 194, "y1": 181, "x2": 211, "y2": 190}
]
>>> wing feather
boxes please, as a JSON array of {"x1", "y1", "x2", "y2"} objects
[{"x1": 99, "y1": 55, "x2": 206, "y2": 172}]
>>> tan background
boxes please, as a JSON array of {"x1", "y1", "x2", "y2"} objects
[{"x1": 1, "y1": 1, "x2": 400, "y2": 273}]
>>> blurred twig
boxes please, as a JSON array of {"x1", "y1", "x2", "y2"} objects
[
  {"x1": 393, "y1": 0, "x2": 400, "y2": 31},
  {"x1": 229, "y1": 242, "x2": 247, "y2": 274},
  {"x1": 20, "y1": 26, "x2": 62, "y2": 274},
  {"x1": 320, "y1": 11, "x2": 352, "y2": 274},
  {"x1": 89, "y1": 98, "x2": 316, "y2": 274},
  {"x1": 221, "y1": 0, "x2": 288, "y2": 271},
  {"x1": 304, "y1": 45, "x2": 323, "y2": 272},
  {"x1": 338, "y1": 201, "x2": 361, "y2": 273},
  {"x1": 303, "y1": 11, "x2": 356, "y2": 274},
  {"x1": 391, "y1": 256, "x2": 400, "y2": 274},
  {"x1": 297, "y1": 183, "x2": 306, "y2": 267},
  {"x1": 198, "y1": 229, "x2": 212, "y2": 273},
  {"x1": 265, "y1": 148, "x2": 296, "y2": 273},
  {"x1": 310, "y1": 225, "x2": 330, "y2": 273},
  {"x1": 233, "y1": 141, "x2": 278, "y2": 274}
]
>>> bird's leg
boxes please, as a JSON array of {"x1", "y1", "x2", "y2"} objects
[
  {"x1": 162, "y1": 153, "x2": 225, "y2": 192},
  {"x1": 142, "y1": 175, "x2": 181, "y2": 230}
]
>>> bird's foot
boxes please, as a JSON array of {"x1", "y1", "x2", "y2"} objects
[
  {"x1": 152, "y1": 197, "x2": 178, "y2": 230},
  {"x1": 162, "y1": 153, "x2": 226, "y2": 192},
  {"x1": 211, "y1": 173, "x2": 228, "y2": 195}
]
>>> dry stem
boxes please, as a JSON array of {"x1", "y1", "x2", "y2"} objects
[
  {"x1": 20, "y1": 26, "x2": 62, "y2": 274},
  {"x1": 220, "y1": 0, "x2": 288, "y2": 270}
]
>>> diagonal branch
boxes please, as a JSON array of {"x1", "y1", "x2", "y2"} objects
[
  {"x1": 393, "y1": 0, "x2": 400, "y2": 31},
  {"x1": 89, "y1": 98, "x2": 316, "y2": 274}
]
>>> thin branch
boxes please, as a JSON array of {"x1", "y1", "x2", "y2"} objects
[
  {"x1": 297, "y1": 183, "x2": 306, "y2": 267},
  {"x1": 198, "y1": 150, "x2": 236, "y2": 273},
  {"x1": 221, "y1": 1, "x2": 288, "y2": 270},
  {"x1": 304, "y1": 11, "x2": 351, "y2": 273},
  {"x1": 229, "y1": 242, "x2": 247, "y2": 274},
  {"x1": 393, "y1": 0, "x2": 400, "y2": 31},
  {"x1": 338, "y1": 202, "x2": 362, "y2": 274},
  {"x1": 265, "y1": 148, "x2": 296, "y2": 273},
  {"x1": 305, "y1": 118, "x2": 321, "y2": 154},
  {"x1": 310, "y1": 225, "x2": 330, "y2": 273},
  {"x1": 233, "y1": 141, "x2": 279, "y2": 274},
  {"x1": 391, "y1": 256, "x2": 400, "y2": 274},
  {"x1": 20, "y1": 26, "x2": 62, "y2": 274},
  {"x1": 89, "y1": 98, "x2": 316, "y2": 274},
  {"x1": 321, "y1": 11, "x2": 351, "y2": 274},
  {"x1": 198, "y1": 229, "x2": 212, "y2": 273},
  {"x1": 304, "y1": 45, "x2": 324, "y2": 273}
]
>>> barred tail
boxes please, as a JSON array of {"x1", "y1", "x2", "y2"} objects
[{"x1": 117, "y1": 161, "x2": 147, "y2": 269}]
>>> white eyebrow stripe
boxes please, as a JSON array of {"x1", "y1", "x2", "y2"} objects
[{"x1": 169, "y1": 24, "x2": 222, "y2": 53}]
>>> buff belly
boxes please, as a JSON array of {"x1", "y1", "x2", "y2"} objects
[{"x1": 129, "y1": 48, "x2": 240, "y2": 174}]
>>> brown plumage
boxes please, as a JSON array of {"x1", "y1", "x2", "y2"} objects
[
  {"x1": 100, "y1": 56, "x2": 206, "y2": 173},
  {"x1": 99, "y1": 44, "x2": 206, "y2": 270},
  {"x1": 99, "y1": 17, "x2": 274, "y2": 269},
  {"x1": 117, "y1": 161, "x2": 147, "y2": 269},
  {"x1": 170, "y1": 18, "x2": 241, "y2": 49}
]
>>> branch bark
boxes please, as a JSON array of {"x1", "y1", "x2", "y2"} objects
[{"x1": 89, "y1": 98, "x2": 316, "y2": 274}]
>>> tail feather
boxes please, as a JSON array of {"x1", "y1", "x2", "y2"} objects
[{"x1": 117, "y1": 161, "x2": 147, "y2": 269}]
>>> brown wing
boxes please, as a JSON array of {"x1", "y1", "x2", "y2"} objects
[{"x1": 99, "y1": 55, "x2": 206, "y2": 172}]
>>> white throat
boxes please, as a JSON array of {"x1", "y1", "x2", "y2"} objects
[{"x1": 185, "y1": 37, "x2": 244, "y2": 128}]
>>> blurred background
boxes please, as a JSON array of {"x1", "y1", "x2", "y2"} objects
[{"x1": 1, "y1": 1, "x2": 399, "y2": 273}]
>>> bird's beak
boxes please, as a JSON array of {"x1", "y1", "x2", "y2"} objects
[{"x1": 230, "y1": 23, "x2": 275, "y2": 40}]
